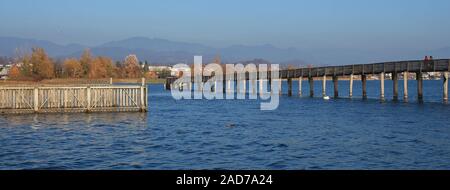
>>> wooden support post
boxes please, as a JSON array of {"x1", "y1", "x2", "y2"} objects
[
  {"x1": 86, "y1": 86, "x2": 91, "y2": 112},
  {"x1": 417, "y1": 72, "x2": 423, "y2": 102},
  {"x1": 259, "y1": 79, "x2": 264, "y2": 94},
  {"x1": 309, "y1": 77, "x2": 314, "y2": 97},
  {"x1": 223, "y1": 79, "x2": 226, "y2": 94},
  {"x1": 243, "y1": 80, "x2": 247, "y2": 94},
  {"x1": 404, "y1": 72, "x2": 408, "y2": 101},
  {"x1": 333, "y1": 76, "x2": 338, "y2": 98},
  {"x1": 140, "y1": 78, "x2": 146, "y2": 112},
  {"x1": 322, "y1": 75, "x2": 326, "y2": 97},
  {"x1": 110, "y1": 78, "x2": 113, "y2": 85},
  {"x1": 444, "y1": 72, "x2": 449, "y2": 102},
  {"x1": 349, "y1": 74, "x2": 354, "y2": 98},
  {"x1": 227, "y1": 80, "x2": 232, "y2": 94},
  {"x1": 278, "y1": 79, "x2": 282, "y2": 95},
  {"x1": 298, "y1": 77, "x2": 302, "y2": 97},
  {"x1": 287, "y1": 78, "x2": 293, "y2": 97},
  {"x1": 362, "y1": 75, "x2": 367, "y2": 99},
  {"x1": 198, "y1": 82, "x2": 204, "y2": 92},
  {"x1": 251, "y1": 79, "x2": 257, "y2": 95},
  {"x1": 34, "y1": 87, "x2": 39, "y2": 112},
  {"x1": 165, "y1": 78, "x2": 171, "y2": 90},
  {"x1": 268, "y1": 78, "x2": 272, "y2": 92},
  {"x1": 380, "y1": 72, "x2": 385, "y2": 101},
  {"x1": 393, "y1": 72, "x2": 398, "y2": 101},
  {"x1": 64, "y1": 89, "x2": 68, "y2": 108}
]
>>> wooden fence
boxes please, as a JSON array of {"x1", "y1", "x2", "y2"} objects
[{"x1": 0, "y1": 85, "x2": 148, "y2": 114}]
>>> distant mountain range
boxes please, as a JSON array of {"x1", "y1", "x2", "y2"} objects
[
  {"x1": 0, "y1": 36, "x2": 449, "y2": 66},
  {"x1": 0, "y1": 36, "x2": 311, "y2": 65}
]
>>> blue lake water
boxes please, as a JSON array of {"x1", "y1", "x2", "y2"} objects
[{"x1": 1, "y1": 80, "x2": 450, "y2": 169}]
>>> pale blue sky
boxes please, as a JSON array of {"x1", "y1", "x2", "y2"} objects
[{"x1": 1, "y1": 0, "x2": 450, "y2": 50}]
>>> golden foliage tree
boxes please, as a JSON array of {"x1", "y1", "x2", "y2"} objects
[
  {"x1": 88, "y1": 56, "x2": 115, "y2": 78},
  {"x1": 213, "y1": 55, "x2": 221, "y2": 64},
  {"x1": 14, "y1": 52, "x2": 33, "y2": 78},
  {"x1": 80, "y1": 49, "x2": 92, "y2": 77},
  {"x1": 124, "y1": 54, "x2": 142, "y2": 78},
  {"x1": 63, "y1": 58, "x2": 83, "y2": 78},
  {"x1": 8, "y1": 65, "x2": 21, "y2": 79},
  {"x1": 30, "y1": 47, "x2": 55, "y2": 79}
]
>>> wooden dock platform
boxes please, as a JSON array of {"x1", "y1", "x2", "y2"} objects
[{"x1": 0, "y1": 79, "x2": 148, "y2": 114}]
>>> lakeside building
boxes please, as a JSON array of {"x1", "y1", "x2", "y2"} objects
[
  {"x1": 147, "y1": 65, "x2": 191, "y2": 78},
  {"x1": 0, "y1": 64, "x2": 12, "y2": 80},
  {"x1": 170, "y1": 65, "x2": 191, "y2": 77}
]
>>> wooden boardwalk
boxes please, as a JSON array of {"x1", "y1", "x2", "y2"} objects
[
  {"x1": 167, "y1": 59, "x2": 450, "y2": 102},
  {"x1": 0, "y1": 79, "x2": 148, "y2": 114}
]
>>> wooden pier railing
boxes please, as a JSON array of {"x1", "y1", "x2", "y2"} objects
[{"x1": 0, "y1": 79, "x2": 148, "y2": 114}]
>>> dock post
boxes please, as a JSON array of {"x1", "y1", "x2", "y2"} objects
[
  {"x1": 251, "y1": 79, "x2": 257, "y2": 95},
  {"x1": 86, "y1": 86, "x2": 91, "y2": 112},
  {"x1": 333, "y1": 76, "x2": 338, "y2": 98},
  {"x1": 140, "y1": 78, "x2": 146, "y2": 112},
  {"x1": 298, "y1": 77, "x2": 302, "y2": 97},
  {"x1": 227, "y1": 80, "x2": 232, "y2": 94},
  {"x1": 110, "y1": 78, "x2": 113, "y2": 85},
  {"x1": 236, "y1": 79, "x2": 240, "y2": 94},
  {"x1": 393, "y1": 72, "x2": 398, "y2": 101},
  {"x1": 244, "y1": 79, "x2": 248, "y2": 94},
  {"x1": 278, "y1": 79, "x2": 282, "y2": 95},
  {"x1": 403, "y1": 72, "x2": 408, "y2": 101},
  {"x1": 259, "y1": 79, "x2": 263, "y2": 95},
  {"x1": 198, "y1": 82, "x2": 204, "y2": 92},
  {"x1": 223, "y1": 77, "x2": 226, "y2": 94},
  {"x1": 380, "y1": 72, "x2": 385, "y2": 101},
  {"x1": 349, "y1": 74, "x2": 354, "y2": 98},
  {"x1": 188, "y1": 81, "x2": 192, "y2": 92},
  {"x1": 417, "y1": 72, "x2": 423, "y2": 102},
  {"x1": 362, "y1": 75, "x2": 367, "y2": 99},
  {"x1": 287, "y1": 78, "x2": 293, "y2": 96},
  {"x1": 322, "y1": 75, "x2": 326, "y2": 97},
  {"x1": 309, "y1": 77, "x2": 314, "y2": 97},
  {"x1": 34, "y1": 87, "x2": 39, "y2": 112},
  {"x1": 268, "y1": 78, "x2": 272, "y2": 92},
  {"x1": 444, "y1": 72, "x2": 449, "y2": 102}
]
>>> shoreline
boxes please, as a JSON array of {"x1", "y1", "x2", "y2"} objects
[{"x1": 0, "y1": 78, "x2": 166, "y2": 86}]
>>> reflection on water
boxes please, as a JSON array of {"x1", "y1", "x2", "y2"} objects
[
  {"x1": 2, "y1": 112, "x2": 147, "y2": 129},
  {"x1": 1, "y1": 82, "x2": 450, "y2": 169}
]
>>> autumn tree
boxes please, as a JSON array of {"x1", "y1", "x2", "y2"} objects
[
  {"x1": 143, "y1": 60, "x2": 150, "y2": 72},
  {"x1": 11, "y1": 48, "x2": 31, "y2": 78},
  {"x1": 80, "y1": 49, "x2": 92, "y2": 77},
  {"x1": 30, "y1": 47, "x2": 55, "y2": 79},
  {"x1": 8, "y1": 65, "x2": 21, "y2": 79},
  {"x1": 88, "y1": 56, "x2": 115, "y2": 78},
  {"x1": 213, "y1": 55, "x2": 221, "y2": 64},
  {"x1": 159, "y1": 69, "x2": 172, "y2": 79},
  {"x1": 287, "y1": 64, "x2": 296, "y2": 70},
  {"x1": 124, "y1": 54, "x2": 142, "y2": 78},
  {"x1": 63, "y1": 58, "x2": 83, "y2": 78}
]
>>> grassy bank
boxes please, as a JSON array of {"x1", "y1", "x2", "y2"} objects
[
  {"x1": 112, "y1": 78, "x2": 165, "y2": 84},
  {"x1": 0, "y1": 78, "x2": 166, "y2": 86}
]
